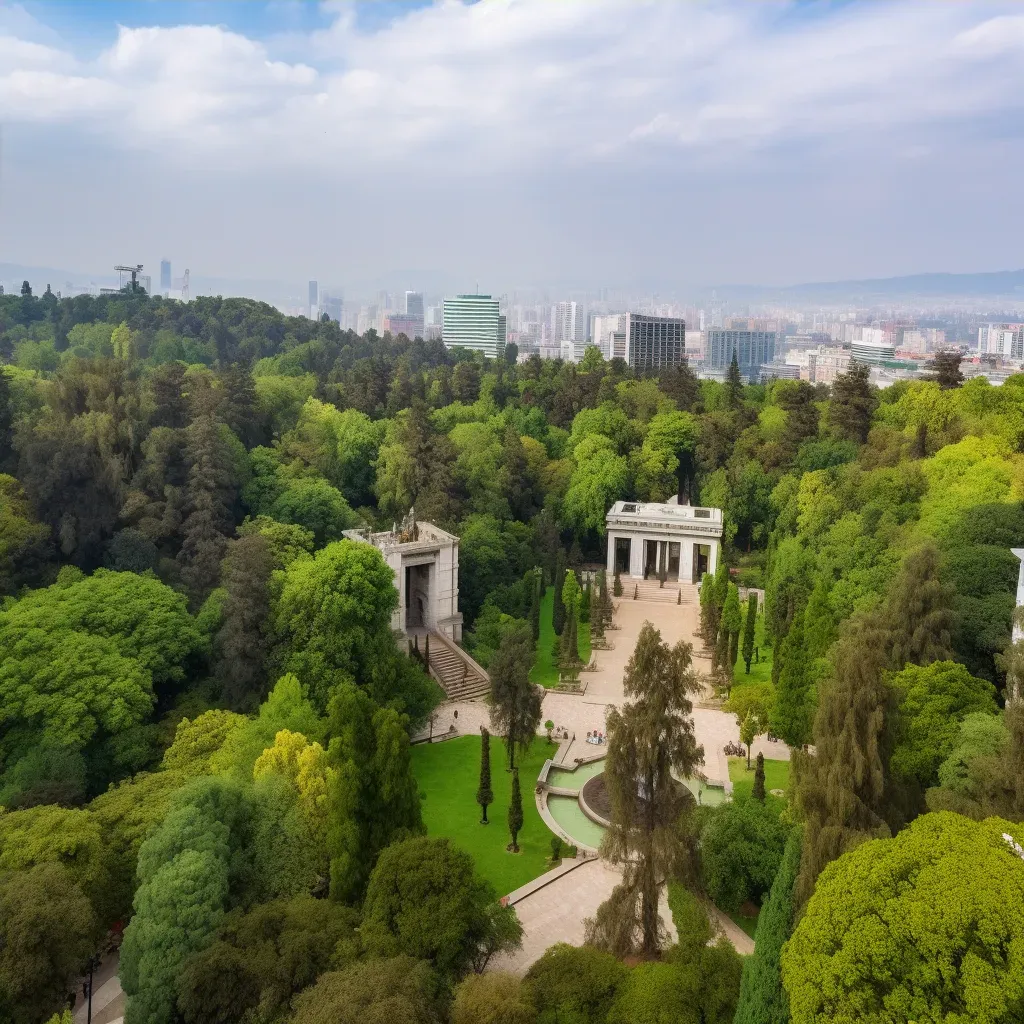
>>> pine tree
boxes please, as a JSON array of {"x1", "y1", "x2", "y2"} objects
[
  {"x1": 770, "y1": 610, "x2": 814, "y2": 748},
  {"x1": 726, "y1": 350, "x2": 744, "y2": 408},
  {"x1": 477, "y1": 727, "x2": 493, "y2": 824},
  {"x1": 507, "y1": 769, "x2": 523, "y2": 852},
  {"x1": 925, "y1": 349, "x2": 965, "y2": 390},
  {"x1": 742, "y1": 592, "x2": 758, "y2": 674},
  {"x1": 886, "y1": 543, "x2": 953, "y2": 669},
  {"x1": 793, "y1": 615, "x2": 897, "y2": 909},
  {"x1": 753, "y1": 752, "x2": 766, "y2": 802},
  {"x1": 828, "y1": 361, "x2": 875, "y2": 443},
  {"x1": 552, "y1": 552, "x2": 567, "y2": 636},
  {"x1": 586, "y1": 623, "x2": 704, "y2": 958}
]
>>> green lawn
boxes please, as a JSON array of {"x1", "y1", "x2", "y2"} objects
[
  {"x1": 530, "y1": 586, "x2": 591, "y2": 688},
  {"x1": 729, "y1": 907, "x2": 760, "y2": 940},
  {"x1": 411, "y1": 734, "x2": 560, "y2": 896},
  {"x1": 728, "y1": 756, "x2": 790, "y2": 807}
]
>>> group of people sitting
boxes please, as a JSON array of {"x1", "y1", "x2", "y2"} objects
[{"x1": 585, "y1": 731, "x2": 606, "y2": 745}]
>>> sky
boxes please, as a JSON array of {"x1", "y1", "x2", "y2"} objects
[{"x1": 1, "y1": 0, "x2": 1023, "y2": 299}]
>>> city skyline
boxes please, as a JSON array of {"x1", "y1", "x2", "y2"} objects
[{"x1": 1, "y1": 2, "x2": 1024, "y2": 290}]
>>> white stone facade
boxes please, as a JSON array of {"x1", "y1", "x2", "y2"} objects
[
  {"x1": 605, "y1": 499, "x2": 722, "y2": 583},
  {"x1": 343, "y1": 520, "x2": 463, "y2": 641}
]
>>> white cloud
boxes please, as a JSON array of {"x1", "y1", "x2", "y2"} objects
[{"x1": 1, "y1": 1, "x2": 1023, "y2": 170}]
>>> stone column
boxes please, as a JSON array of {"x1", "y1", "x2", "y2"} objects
[{"x1": 606, "y1": 533, "x2": 616, "y2": 574}]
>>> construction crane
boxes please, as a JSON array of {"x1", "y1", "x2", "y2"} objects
[
  {"x1": 115, "y1": 264, "x2": 144, "y2": 292},
  {"x1": 181, "y1": 268, "x2": 190, "y2": 302}
]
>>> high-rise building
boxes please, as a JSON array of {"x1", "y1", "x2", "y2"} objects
[
  {"x1": 321, "y1": 294, "x2": 343, "y2": 323},
  {"x1": 978, "y1": 323, "x2": 1024, "y2": 359},
  {"x1": 308, "y1": 280, "x2": 319, "y2": 320},
  {"x1": 442, "y1": 294, "x2": 504, "y2": 358},
  {"x1": 591, "y1": 313, "x2": 626, "y2": 359},
  {"x1": 624, "y1": 314, "x2": 686, "y2": 371},
  {"x1": 160, "y1": 259, "x2": 171, "y2": 294},
  {"x1": 706, "y1": 327, "x2": 777, "y2": 379},
  {"x1": 405, "y1": 291, "x2": 425, "y2": 339}
]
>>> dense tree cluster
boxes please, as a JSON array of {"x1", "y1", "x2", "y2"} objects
[{"x1": 3, "y1": 290, "x2": 1024, "y2": 1024}]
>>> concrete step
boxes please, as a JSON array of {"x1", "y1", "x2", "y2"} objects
[
  {"x1": 423, "y1": 630, "x2": 490, "y2": 702},
  {"x1": 622, "y1": 580, "x2": 698, "y2": 603}
]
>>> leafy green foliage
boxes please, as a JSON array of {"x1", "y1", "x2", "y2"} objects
[
  {"x1": 782, "y1": 812, "x2": 1024, "y2": 1024},
  {"x1": 525, "y1": 943, "x2": 627, "y2": 1024},
  {"x1": 890, "y1": 660, "x2": 997, "y2": 787}
]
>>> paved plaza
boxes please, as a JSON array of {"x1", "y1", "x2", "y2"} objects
[{"x1": 420, "y1": 591, "x2": 786, "y2": 970}]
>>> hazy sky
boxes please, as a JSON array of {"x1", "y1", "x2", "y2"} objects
[{"x1": 1, "y1": 0, "x2": 1023, "y2": 296}]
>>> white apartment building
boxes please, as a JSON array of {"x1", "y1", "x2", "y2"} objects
[
  {"x1": 551, "y1": 301, "x2": 585, "y2": 361},
  {"x1": 978, "y1": 323, "x2": 1024, "y2": 359},
  {"x1": 591, "y1": 313, "x2": 627, "y2": 359}
]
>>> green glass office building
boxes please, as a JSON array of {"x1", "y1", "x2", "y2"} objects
[{"x1": 442, "y1": 294, "x2": 505, "y2": 358}]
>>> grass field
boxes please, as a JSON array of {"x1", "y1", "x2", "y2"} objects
[
  {"x1": 411, "y1": 733, "x2": 560, "y2": 896},
  {"x1": 530, "y1": 586, "x2": 592, "y2": 688},
  {"x1": 729, "y1": 907, "x2": 760, "y2": 940},
  {"x1": 728, "y1": 756, "x2": 790, "y2": 810}
]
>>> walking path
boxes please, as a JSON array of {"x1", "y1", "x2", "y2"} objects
[{"x1": 431, "y1": 592, "x2": 783, "y2": 972}]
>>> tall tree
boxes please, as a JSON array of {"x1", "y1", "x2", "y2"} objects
[
  {"x1": 793, "y1": 616, "x2": 897, "y2": 908},
  {"x1": 726, "y1": 351, "x2": 744, "y2": 409},
  {"x1": 886, "y1": 543, "x2": 954, "y2": 669},
  {"x1": 552, "y1": 551, "x2": 567, "y2": 636},
  {"x1": 733, "y1": 826, "x2": 802, "y2": 1024},
  {"x1": 177, "y1": 411, "x2": 239, "y2": 603},
  {"x1": 326, "y1": 684, "x2": 423, "y2": 902},
  {"x1": 925, "y1": 348, "x2": 965, "y2": 390},
  {"x1": 742, "y1": 592, "x2": 758, "y2": 674},
  {"x1": 507, "y1": 769, "x2": 524, "y2": 853},
  {"x1": 722, "y1": 583, "x2": 742, "y2": 672},
  {"x1": 771, "y1": 611, "x2": 814, "y2": 748},
  {"x1": 477, "y1": 727, "x2": 493, "y2": 824},
  {"x1": 528, "y1": 570, "x2": 541, "y2": 642},
  {"x1": 488, "y1": 628, "x2": 542, "y2": 772},
  {"x1": 753, "y1": 752, "x2": 766, "y2": 802},
  {"x1": 586, "y1": 623, "x2": 703, "y2": 958},
  {"x1": 827, "y1": 361, "x2": 875, "y2": 443},
  {"x1": 215, "y1": 533, "x2": 272, "y2": 710}
]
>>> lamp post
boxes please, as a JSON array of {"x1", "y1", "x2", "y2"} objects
[{"x1": 84, "y1": 953, "x2": 101, "y2": 1024}]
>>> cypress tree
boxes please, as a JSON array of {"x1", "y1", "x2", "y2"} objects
[
  {"x1": 742, "y1": 592, "x2": 758, "y2": 674},
  {"x1": 552, "y1": 551, "x2": 567, "y2": 636},
  {"x1": 529, "y1": 571, "x2": 541, "y2": 643},
  {"x1": 580, "y1": 578, "x2": 591, "y2": 623},
  {"x1": 753, "y1": 752, "x2": 766, "y2": 802},
  {"x1": 613, "y1": 570, "x2": 623, "y2": 597},
  {"x1": 793, "y1": 615, "x2": 897, "y2": 908},
  {"x1": 699, "y1": 572, "x2": 717, "y2": 649},
  {"x1": 733, "y1": 826, "x2": 803, "y2": 1024},
  {"x1": 885, "y1": 543, "x2": 953, "y2": 670},
  {"x1": 770, "y1": 611, "x2": 813, "y2": 748},
  {"x1": 726, "y1": 350, "x2": 744, "y2": 408},
  {"x1": 590, "y1": 575, "x2": 604, "y2": 642},
  {"x1": 507, "y1": 769, "x2": 523, "y2": 852},
  {"x1": 477, "y1": 727, "x2": 493, "y2": 824}
]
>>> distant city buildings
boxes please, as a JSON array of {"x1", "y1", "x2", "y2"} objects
[
  {"x1": 551, "y1": 301, "x2": 585, "y2": 361},
  {"x1": 978, "y1": 323, "x2": 1024, "y2": 359},
  {"x1": 623, "y1": 314, "x2": 686, "y2": 371},
  {"x1": 321, "y1": 293, "x2": 343, "y2": 324},
  {"x1": 383, "y1": 313, "x2": 422, "y2": 338},
  {"x1": 160, "y1": 259, "x2": 171, "y2": 295},
  {"x1": 405, "y1": 291, "x2": 425, "y2": 339},
  {"x1": 706, "y1": 324, "x2": 777, "y2": 379},
  {"x1": 442, "y1": 294, "x2": 505, "y2": 358},
  {"x1": 308, "y1": 280, "x2": 319, "y2": 319},
  {"x1": 590, "y1": 313, "x2": 626, "y2": 359},
  {"x1": 850, "y1": 339, "x2": 897, "y2": 364}
]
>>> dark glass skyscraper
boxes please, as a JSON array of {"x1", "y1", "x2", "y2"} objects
[{"x1": 624, "y1": 314, "x2": 686, "y2": 370}]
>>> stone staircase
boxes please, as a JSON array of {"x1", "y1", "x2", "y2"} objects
[
  {"x1": 623, "y1": 579, "x2": 700, "y2": 604},
  {"x1": 422, "y1": 630, "x2": 491, "y2": 702}
]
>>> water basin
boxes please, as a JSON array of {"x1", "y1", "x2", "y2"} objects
[
  {"x1": 547, "y1": 758, "x2": 606, "y2": 789},
  {"x1": 547, "y1": 795, "x2": 607, "y2": 851}
]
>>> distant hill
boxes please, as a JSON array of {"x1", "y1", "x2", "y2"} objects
[{"x1": 712, "y1": 269, "x2": 1024, "y2": 305}]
